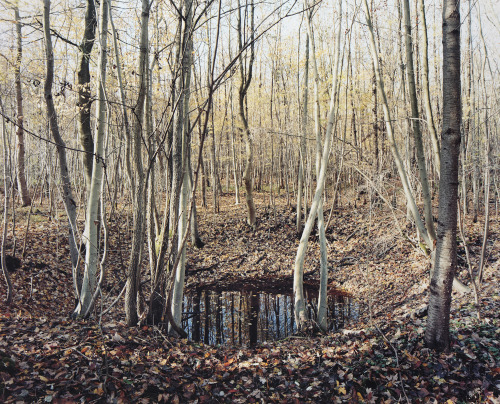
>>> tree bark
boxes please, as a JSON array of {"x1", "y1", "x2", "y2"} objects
[
  {"x1": 417, "y1": 0, "x2": 440, "y2": 174},
  {"x1": 43, "y1": 0, "x2": 80, "y2": 307},
  {"x1": 296, "y1": 30, "x2": 309, "y2": 234},
  {"x1": 125, "y1": 0, "x2": 149, "y2": 326},
  {"x1": 402, "y1": 0, "x2": 436, "y2": 244},
  {"x1": 14, "y1": 6, "x2": 31, "y2": 207},
  {"x1": 425, "y1": 0, "x2": 461, "y2": 352},
  {"x1": 74, "y1": 0, "x2": 109, "y2": 317},
  {"x1": 77, "y1": 0, "x2": 97, "y2": 189},
  {"x1": 0, "y1": 96, "x2": 13, "y2": 305},
  {"x1": 294, "y1": 0, "x2": 342, "y2": 330},
  {"x1": 237, "y1": 0, "x2": 256, "y2": 228},
  {"x1": 169, "y1": 0, "x2": 193, "y2": 335},
  {"x1": 363, "y1": 0, "x2": 430, "y2": 248}
]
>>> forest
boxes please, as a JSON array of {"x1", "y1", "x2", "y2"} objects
[{"x1": 0, "y1": 0, "x2": 499, "y2": 402}]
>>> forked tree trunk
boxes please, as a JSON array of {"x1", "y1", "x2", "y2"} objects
[
  {"x1": 14, "y1": 6, "x2": 31, "y2": 207},
  {"x1": 425, "y1": 0, "x2": 461, "y2": 352},
  {"x1": 294, "y1": 0, "x2": 342, "y2": 330},
  {"x1": 477, "y1": 10, "x2": 493, "y2": 284}
]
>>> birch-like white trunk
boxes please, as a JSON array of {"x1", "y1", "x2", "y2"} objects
[
  {"x1": 169, "y1": 0, "x2": 193, "y2": 335},
  {"x1": 294, "y1": 0, "x2": 342, "y2": 330},
  {"x1": 317, "y1": 0, "x2": 342, "y2": 331}
]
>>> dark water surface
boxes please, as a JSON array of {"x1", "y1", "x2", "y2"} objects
[{"x1": 182, "y1": 285, "x2": 358, "y2": 346}]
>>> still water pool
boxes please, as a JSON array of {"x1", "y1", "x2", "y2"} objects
[{"x1": 182, "y1": 285, "x2": 358, "y2": 346}]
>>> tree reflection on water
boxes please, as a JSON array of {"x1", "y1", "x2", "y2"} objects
[{"x1": 182, "y1": 285, "x2": 357, "y2": 346}]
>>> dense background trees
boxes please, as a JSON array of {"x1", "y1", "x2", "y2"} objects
[{"x1": 0, "y1": 0, "x2": 498, "y2": 351}]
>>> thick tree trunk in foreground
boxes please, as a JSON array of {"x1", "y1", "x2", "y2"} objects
[{"x1": 425, "y1": 0, "x2": 461, "y2": 352}]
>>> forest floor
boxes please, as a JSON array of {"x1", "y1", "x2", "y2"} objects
[{"x1": 0, "y1": 192, "x2": 499, "y2": 403}]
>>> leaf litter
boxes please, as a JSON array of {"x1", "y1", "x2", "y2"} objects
[{"x1": 0, "y1": 194, "x2": 498, "y2": 403}]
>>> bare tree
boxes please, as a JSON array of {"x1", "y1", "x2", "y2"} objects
[
  {"x1": 43, "y1": 0, "x2": 80, "y2": 306},
  {"x1": 76, "y1": 0, "x2": 97, "y2": 188},
  {"x1": 237, "y1": 0, "x2": 257, "y2": 228},
  {"x1": 0, "y1": 95, "x2": 13, "y2": 305},
  {"x1": 74, "y1": 0, "x2": 109, "y2": 318},
  {"x1": 13, "y1": 6, "x2": 30, "y2": 207},
  {"x1": 425, "y1": 0, "x2": 461, "y2": 352},
  {"x1": 125, "y1": 0, "x2": 150, "y2": 326}
]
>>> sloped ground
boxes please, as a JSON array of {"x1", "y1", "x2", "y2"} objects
[{"x1": 0, "y1": 193, "x2": 499, "y2": 403}]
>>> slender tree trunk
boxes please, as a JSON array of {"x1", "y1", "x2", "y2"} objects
[
  {"x1": 294, "y1": 0, "x2": 342, "y2": 330},
  {"x1": 0, "y1": 97, "x2": 13, "y2": 305},
  {"x1": 296, "y1": 31, "x2": 309, "y2": 234},
  {"x1": 318, "y1": 0, "x2": 341, "y2": 331},
  {"x1": 76, "y1": 0, "x2": 97, "y2": 189},
  {"x1": 109, "y1": 4, "x2": 133, "y2": 185},
  {"x1": 417, "y1": 0, "x2": 440, "y2": 174},
  {"x1": 402, "y1": 0, "x2": 436, "y2": 244},
  {"x1": 237, "y1": 0, "x2": 256, "y2": 228},
  {"x1": 461, "y1": 0, "x2": 472, "y2": 214},
  {"x1": 363, "y1": 0, "x2": 430, "y2": 248},
  {"x1": 169, "y1": 0, "x2": 193, "y2": 335},
  {"x1": 477, "y1": 10, "x2": 493, "y2": 284},
  {"x1": 125, "y1": 0, "x2": 149, "y2": 326},
  {"x1": 14, "y1": 6, "x2": 30, "y2": 207},
  {"x1": 74, "y1": 0, "x2": 109, "y2": 317},
  {"x1": 425, "y1": 0, "x2": 461, "y2": 352},
  {"x1": 43, "y1": 0, "x2": 80, "y2": 306}
]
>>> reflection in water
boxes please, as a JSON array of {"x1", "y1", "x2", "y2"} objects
[{"x1": 182, "y1": 288, "x2": 358, "y2": 346}]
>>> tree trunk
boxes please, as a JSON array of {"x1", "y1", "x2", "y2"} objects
[
  {"x1": 363, "y1": 0, "x2": 430, "y2": 248},
  {"x1": 43, "y1": 0, "x2": 80, "y2": 308},
  {"x1": 14, "y1": 6, "x2": 31, "y2": 207},
  {"x1": 74, "y1": 0, "x2": 109, "y2": 317},
  {"x1": 237, "y1": 0, "x2": 256, "y2": 228},
  {"x1": 425, "y1": 0, "x2": 461, "y2": 352},
  {"x1": 296, "y1": 32, "x2": 309, "y2": 234},
  {"x1": 294, "y1": 0, "x2": 342, "y2": 330},
  {"x1": 125, "y1": 0, "x2": 149, "y2": 326},
  {"x1": 77, "y1": 0, "x2": 97, "y2": 189},
  {"x1": 417, "y1": 0, "x2": 440, "y2": 174},
  {"x1": 402, "y1": 0, "x2": 436, "y2": 244},
  {"x1": 169, "y1": 0, "x2": 193, "y2": 336},
  {"x1": 0, "y1": 97, "x2": 13, "y2": 305}
]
